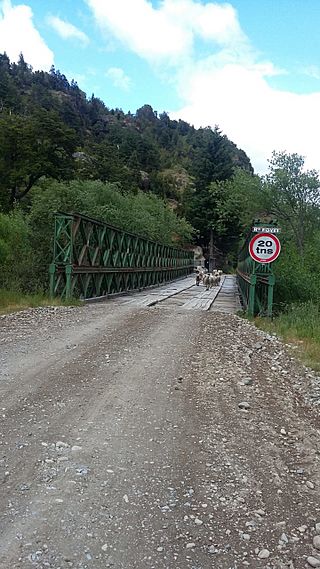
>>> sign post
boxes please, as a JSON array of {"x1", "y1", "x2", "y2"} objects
[
  {"x1": 237, "y1": 221, "x2": 281, "y2": 318},
  {"x1": 249, "y1": 233, "x2": 281, "y2": 264},
  {"x1": 247, "y1": 232, "x2": 281, "y2": 317}
]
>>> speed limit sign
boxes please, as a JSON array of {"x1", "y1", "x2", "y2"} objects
[{"x1": 249, "y1": 232, "x2": 281, "y2": 263}]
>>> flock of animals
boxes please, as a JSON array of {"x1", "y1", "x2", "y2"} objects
[{"x1": 195, "y1": 268, "x2": 223, "y2": 290}]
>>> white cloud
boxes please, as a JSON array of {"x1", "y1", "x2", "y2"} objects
[
  {"x1": 106, "y1": 67, "x2": 132, "y2": 91},
  {"x1": 86, "y1": 0, "x2": 247, "y2": 64},
  {"x1": 171, "y1": 62, "x2": 320, "y2": 174},
  {"x1": 302, "y1": 65, "x2": 320, "y2": 80},
  {"x1": 47, "y1": 15, "x2": 89, "y2": 46},
  {"x1": 86, "y1": 0, "x2": 192, "y2": 63},
  {"x1": 0, "y1": 0, "x2": 54, "y2": 70},
  {"x1": 86, "y1": 0, "x2": 320, "y2": 173}
]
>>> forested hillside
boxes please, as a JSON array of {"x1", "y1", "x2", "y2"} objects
[{"x1": 0, "y1": 53, "x2": 252, "y2": 240}]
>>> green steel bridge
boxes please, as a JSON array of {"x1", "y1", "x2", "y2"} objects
[
  {"x1": 49, "y1": 212, "x2": 280, "y2": 317},
  {"x1": 49, "y1": 212, "x2": 194, "y2": 300}
]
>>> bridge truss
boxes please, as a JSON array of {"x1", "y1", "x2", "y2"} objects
[{"x1": 49, "y1": 212, "x2": 194, "y2": 300}]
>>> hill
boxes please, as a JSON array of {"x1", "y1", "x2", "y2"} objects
[{"x1": 0, "y1": 52, "x2": 253, "y2": 249}]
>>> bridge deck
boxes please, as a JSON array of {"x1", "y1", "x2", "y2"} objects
[
  {"x1": 210, "y1": 275, "x2": 242, "y2": 313},
  {"x1": 115, "y1": 274, "x2": 241, "y2": 313}
]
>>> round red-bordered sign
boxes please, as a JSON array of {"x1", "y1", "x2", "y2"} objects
[{"x1": 249, "y1": 232, "x2": 281, "y2": 263}]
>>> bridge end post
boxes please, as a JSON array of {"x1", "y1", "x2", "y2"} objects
[
  {"x1": 267, "y1": 274, "x2": 275, "y2": 317},
  {"x1": 65, "y1": 265, "x2": 73, "y2": 300},
  {"x1": 49, "y1": 263, "x2": 56, "y2": 298},
  {"x1": 248, "y1": 274, "x2": 256, "y2": 317}
]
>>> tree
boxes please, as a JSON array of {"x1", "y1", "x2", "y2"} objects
[
  {"x1": 263, "y1": 151, "x2": 320, "y2": 256},
  {"x1": 189, "y1": 127, "x2": 235, "y2": 191},
  {"x1": 209, "y1": 169, "x2": 264, "y2": 234},
  {"x1": 205, "y1": 169, "x2": 263, "y2": 260},
  {"x1": 0, "y1": 109, "x2": 77, "y2": 207},
  {"x1": 0, "y1": 53, "x2": 20, "y2": 113},
  {"x1": 0, "y1": 210, "x2": 33, "y2": 289}
]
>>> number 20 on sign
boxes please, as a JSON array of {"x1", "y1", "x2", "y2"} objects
[{"x1": 249, "y1": 232, "x2": 281, "y2": 263}]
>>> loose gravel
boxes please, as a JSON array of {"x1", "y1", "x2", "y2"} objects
[{"x1": 0, "y1": 299, "x2": 319, "y2": 568}]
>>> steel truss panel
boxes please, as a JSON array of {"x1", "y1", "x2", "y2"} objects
[{"x1": 49, "y1": 212, "x2": 194, "y2": 299}]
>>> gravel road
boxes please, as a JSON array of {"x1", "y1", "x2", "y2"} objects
[{"x1": 0, "y1": 294, "x2": 320, "y2": 569}]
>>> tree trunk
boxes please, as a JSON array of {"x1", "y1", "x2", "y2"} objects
[{"x1": 9, "y1": 187, "x2": 17, "y2": 207}]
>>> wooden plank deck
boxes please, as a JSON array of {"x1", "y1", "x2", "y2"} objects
[
  {"x1": 210, "y1": 275, "x2": 242, "y2": 314},
  {"x1": 122, "y1": 277, "x2": 195, "y2": 307},
  {"x1": 119, "y1": 274, "x2": 241, "y2": 314}
]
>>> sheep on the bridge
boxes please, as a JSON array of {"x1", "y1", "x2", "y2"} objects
[
  {"x1": 212, "y1": 272, "x2": 221, "y2": 287},
  {"x1": 202, "y1": 274, "x2": 210, "y2": 289},
  {"x1": 195, "y1": 268, "x2": 205, "y2": 286},
  {"x1": 203, "y1": 271, "x2": 221, "y2": 290},
  {"x1": 203, "y1": 273, "x2": 215, "y2": 289}
]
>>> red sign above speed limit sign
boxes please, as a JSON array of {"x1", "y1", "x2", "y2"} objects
[{"x1": 249, "y1": 232, "x2": 281, "y2": 263}]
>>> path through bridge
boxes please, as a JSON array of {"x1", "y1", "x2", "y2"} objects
[
  {"x1": 114, "y1": 274, "x2": 241, "y2": 313},
  {"x1": 1, "y1": 276, "x2": 320, "y2": 569}
]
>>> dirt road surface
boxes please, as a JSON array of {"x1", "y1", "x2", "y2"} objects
[{"x1": 1, "y1": 289, "x2": 320, "y2": 569}]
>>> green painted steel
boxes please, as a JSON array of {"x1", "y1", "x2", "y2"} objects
[
  {"x1": 236, "y1": 221, "x2": 279, "y2": 317},
  {"x1": 49, "y1": 212, "x2": 194, "y2": 299}
]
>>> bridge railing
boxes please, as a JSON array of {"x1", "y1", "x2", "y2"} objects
[
  {"x1": 237, "y1": 222, "x2": 278, "y2": 317},
  {"x1": 49, "y1": 212, "x2": 194, "y2": 299}
]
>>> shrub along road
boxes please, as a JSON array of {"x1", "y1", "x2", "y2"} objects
[{"x1": 0, "y1": 290, "x2": 320, "y2": 569}]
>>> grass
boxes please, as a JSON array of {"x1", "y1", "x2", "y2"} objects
[
  {"x1": 0, "y1": 289, "x2": 82, "y2": 314},
  {"x1": 255, "y1": 301, "x2": 320, "y2": 372}
]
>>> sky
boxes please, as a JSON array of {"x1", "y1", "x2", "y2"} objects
[{"x1": 1, "y1": 0, "x2": 320, "y2": 174}]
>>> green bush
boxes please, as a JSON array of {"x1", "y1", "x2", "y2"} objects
[
  {"x1": 273, "y1": 237, "x2": 320, "y2": 307},
  {"x1": 0, "y1": 210, "x2": 36, "y2": 291},
  {"x1": 29, "y1": 179, "x2": 194, "y2": 243}
]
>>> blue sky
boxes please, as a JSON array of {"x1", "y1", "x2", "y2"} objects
[{"x1": 1, "y1": 0, "x2": 320, "y2": 173}]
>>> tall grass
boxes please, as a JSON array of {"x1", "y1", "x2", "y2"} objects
[
  {"x1": 256, "y1": 301, "x2": 320, "y2": 371},
  {"x1": 0, "y1": 289, "x2": 81, "y2": 314}
]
